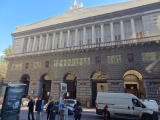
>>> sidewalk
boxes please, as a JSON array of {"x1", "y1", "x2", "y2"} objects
[{"x1": 20, "y1": 107, "x2": 95, "y2": 120}]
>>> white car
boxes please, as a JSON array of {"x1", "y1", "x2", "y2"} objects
[
  {"x1": 140, "y1": 99, "x2": 159, "y2": 111},
  {"x1": 63, "y1": 99, "x2": 76, "y2": 107}
]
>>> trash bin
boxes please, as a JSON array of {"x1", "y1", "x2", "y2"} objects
[
  {"x1": 87, "y1": 100, "x2": 90, "y2": 108},
  {"x1": 60, "y1": 108, "x2": 68, "y2": 120},
  {"x1": 49, "y1": 110, "x2": 56, "y2": 120}
]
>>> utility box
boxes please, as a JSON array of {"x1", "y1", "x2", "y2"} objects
[{"x1": 60, "y1": 108, "x2": 68, "y2": 120}]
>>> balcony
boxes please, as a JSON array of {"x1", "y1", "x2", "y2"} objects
[{"x1": 6, "y1": 35, "x2": 160, "y2": 59}]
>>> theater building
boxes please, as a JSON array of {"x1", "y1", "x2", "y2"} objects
[{"x1": 6, "y1": 0, "x2": 160, "y2": 107}]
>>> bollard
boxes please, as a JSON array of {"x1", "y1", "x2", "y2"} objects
[
  {"x1": 36, "y1": 111, "x2": 41, "y2": 120},
  {"x1": 49, "y1": 110, "x2": 56, "y2": 120},
  {"x1": 60, "y1": 108, "x2": 68, "y2": 120}
]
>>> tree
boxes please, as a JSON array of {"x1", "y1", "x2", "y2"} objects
[
  {"x1": 3, "y1": 45, "x2": 12, "y2": 55},
  {"x1": 0, "y1": 45, "x2": 12, "y2": 82}
]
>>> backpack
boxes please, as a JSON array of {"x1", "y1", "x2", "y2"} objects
[{"x1": 75, "y1": 105, "x2": 82, "y2": 116}]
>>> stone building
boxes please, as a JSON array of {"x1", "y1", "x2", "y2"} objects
[{"x1": 6, "y1": 0, "x2": 160, "y2": 107}]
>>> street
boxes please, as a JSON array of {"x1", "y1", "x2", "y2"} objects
[{"x1": 20, "y1": 107, "x2": 138, "y2": 120}]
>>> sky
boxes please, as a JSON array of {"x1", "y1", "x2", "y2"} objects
[{"x1": 0, "y1": 0, "x2": 130, "y2": 56}]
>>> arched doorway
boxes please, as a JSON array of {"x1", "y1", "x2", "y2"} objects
[
  {"x1": 91, "y1": 71, "x2": 108, "y2": 107},
  {"x1": 123, "y1": 70, "x2": 146, "y2": 99},
  {"x1": 63, "y1": 73, "x2": 77, "y2": 99},
  {"x1": 38, "y1": 74, "x2": 51, "y2": 103},
  {"x1": 20, "y1": 74, "x2": 30, "y2": 98}
]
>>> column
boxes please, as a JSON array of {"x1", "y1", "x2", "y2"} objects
[
  {"x1": 110, "y1": 22, "x2": 114, "y2": 41},
  {"x1": 39, "y1": 35, "x2": 42, "y2": 51},
  {"x1": 101, "y1": 24, "x2": 104, "y2": 42},
  {"x1": 67, "y1": 30, "x2": 70, "y2": 47},
  {"x1": 92, "y1": 26, "x2": 95, "y2": 44},
  {"x1": 37, "y1": 80, "x2": 43, "y2": 98},
  {"x1": 52, "y1": 33, "x2": 56, "y2": 49},
  {"x1": 75, "y1": 28, "x2": 78, "y2": 46},
  {"x1": 27, "y1": 37, "x2": 31, "y2": 52},
  {"x1": 120, "y1": 20, "x2": 125, "y2": 40},
  {"x1": 131, "y1": 18, "x2": 136, "y2": 38},
  {"x1": 45, "y1": 34, "x2": 49, "y2": 50},
  {"x1": 32, "y1": 36, "x2": 36, "y2": 51},
  {"x1": 83, "y1": 27, "x2": 86, "y2": 45},
  {"x1": 59, "y1": 31, "x2": 63, "y2": 48}
]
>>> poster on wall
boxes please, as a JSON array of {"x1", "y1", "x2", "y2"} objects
[{"x1": 1, "y1": 86, "x2": 25, "y2": 117}]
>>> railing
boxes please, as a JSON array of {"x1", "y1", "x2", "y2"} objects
[{"x1": 6, "y1": 35, "x2": 160, "y2": 58}]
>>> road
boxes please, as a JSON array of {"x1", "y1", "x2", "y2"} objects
[{"x1": 20, "y1": 107, "x2": 159, "y2": 120}]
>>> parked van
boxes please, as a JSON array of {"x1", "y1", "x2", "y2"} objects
[
  {"x1": 140, "y1": 99, "x2": 159, "y2": 111},
  {"x1": 95, "y1": 92, "x2": 158, "y2": 120}
]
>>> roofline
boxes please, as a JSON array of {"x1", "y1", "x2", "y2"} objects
[{"x1": 12, "y1": 2, "x2": 160, "y2": 37}]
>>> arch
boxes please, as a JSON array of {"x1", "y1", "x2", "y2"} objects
[
  {"x1": 60, "y1": 67, "x2": 80, "y2": 80},
  {"x1": 87, "y1": 65, "x2": 112, "y2": 79},
  {"x1": 89, "y1": 66, "x2": 109, "y2": 107},
  {"x1": 20, "y1": 74, "x2": 30, "y2": 98},
  {"x1": 123, "y1": 69, "x2": 146, "y2": 99},
  {"x1": 38, "y1": 73, "x2": 52, "y2": 103},
  {"x1": 39, "y1": 68, "x2": 54, "y2": 80},
  {"x1": 121, "y1": 63, "x2": 147, "y2": 78},
  {"x1": 63, "y1": 72, "x2": 77, "y2": 99}
]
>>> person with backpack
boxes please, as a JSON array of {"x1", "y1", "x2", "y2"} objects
[
  {"x1": 46, "y1": 99, "x2": 55, "y2": 120},
  {"x1": 73, "y1": 100, "x2": 82, "y2": 120},
  {"x1": 102, "y1": 104, "x2": 108, "y2": 120}
]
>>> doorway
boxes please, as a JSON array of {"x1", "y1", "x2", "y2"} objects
[
  {"x1": 20, "y1": 74, "x2": 30, "y2": 98},
  {"x1": 38, "y1": 74, "x2": 51, "y2": 103},
  {"x1": 123, "y1": 70, "x2": 146, "y2": 99},
  {"x1": 63, "y1": 73, "x2": 77, "y2": 99},
  {"x1": 91, "y1": 71, "x2": 108, "y2": 107}
]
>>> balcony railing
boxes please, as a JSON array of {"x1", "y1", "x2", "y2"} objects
[{"x1": 6, "y1": 35, "x2": 160, "y2": 58}]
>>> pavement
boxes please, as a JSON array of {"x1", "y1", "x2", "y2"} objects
[
  {"x1": 20, "y1": 107, "x2": 96, "y2": 120},
  {"x1": 20, "y1": 107, "x2": 160, "y2": 120}
]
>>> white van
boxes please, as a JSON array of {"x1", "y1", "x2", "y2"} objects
[
  {"x1": 95, "y1": 92, "x2": 158, "y2": 120},
  {"x1": 140, "y1": 99, "x2": 159, "y2": 112}
]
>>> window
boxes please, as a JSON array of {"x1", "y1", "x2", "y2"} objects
[
  {"x1": 115, "y1": 35, "x2": 121, "y2": 41},
  {"x1": 79, "y1": 33, "x2": 83, "y2": 46},
  {"x1": 87, "y1": 31, "x2": 92, "y2": 44},
  {"x1": 104, "y1": 27, "x2": 111, "y2": 42},
  {"x1": 71, "y1": 34, "x2": 75, "y2": 47},
  {"x1": 96, "y1": 29, "x2": 101, "y2": 44},
  {"x1": 63, "y1": 35, "x2": 67, "y2": 47},
  {"x1": 132, "y1": 99, "x2": 145, "y2": 108},
  {"x1": 136, "y1": 32, "x2": 143, "y2": 38}
]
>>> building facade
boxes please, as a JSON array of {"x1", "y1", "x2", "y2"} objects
[{"x1": 6, "y1": 0, "x2": 160, "y2": 107}]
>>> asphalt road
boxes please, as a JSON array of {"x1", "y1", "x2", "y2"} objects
[{"x1": 20, "y1": 107, "x2": 160, "y2": 120}]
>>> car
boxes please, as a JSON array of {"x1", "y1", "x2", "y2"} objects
[
  {"x1": 21, "y1": 98, "x2": 29, "y2": 107},
  {"x1": 95, "y1": 92, "x2": 158, "y2": 120},
  {"x1": 45, "y1": 100, "x2": 74, "y2": 115},
  {"x1": 63, "y1": 99, "x2": 76, "y2": 107},
  {"x1": 140, "y1": 99, "x2": 159, "y2": 111}
]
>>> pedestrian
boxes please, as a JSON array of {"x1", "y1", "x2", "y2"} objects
[
  {"x1": 27, "y1": 97, "x2": 35, "y2": 120},
  {"x1": 46, "y1": 99, "x2": 55, "y2": 120},
  {"x1": 73, "y1": 100, "x2": 82, "y2": 120},
  {"x1": 102, "y1": 104, "x2": 108, "y2": 120}
]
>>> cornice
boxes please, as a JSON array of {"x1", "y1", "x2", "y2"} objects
[{"x1": 12, "y1": 2, "x2": 160, "y2": 38}]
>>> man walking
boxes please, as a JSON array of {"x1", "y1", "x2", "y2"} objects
[{"x1": 27, "y1": 97, "x2": 35, "y2": 120}]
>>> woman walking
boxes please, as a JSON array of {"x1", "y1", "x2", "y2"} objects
[
  {"x1": 46, "y1": 99, "x2": 55, "y2": 120},
  {"x1": 73, "y1": 100, "x2": 82, "y2": 120}
]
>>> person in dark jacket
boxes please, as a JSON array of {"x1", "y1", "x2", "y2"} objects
[
  {"x1": 74, "y1": 100, "x2": 82, "y2": 120},
  {"x1": 27, "y1": 97, "x2": 35, "y2": 120},
  {"x1": 102, "y1": 104, "x2": 108, "y2": 120},
  {"x1": 46, "y1": 99, "x2": 55, "y2": 120}
]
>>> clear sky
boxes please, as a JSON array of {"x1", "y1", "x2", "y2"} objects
[{"x1": 0, "y1": 0, "x2": 130, "y2": 56}]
